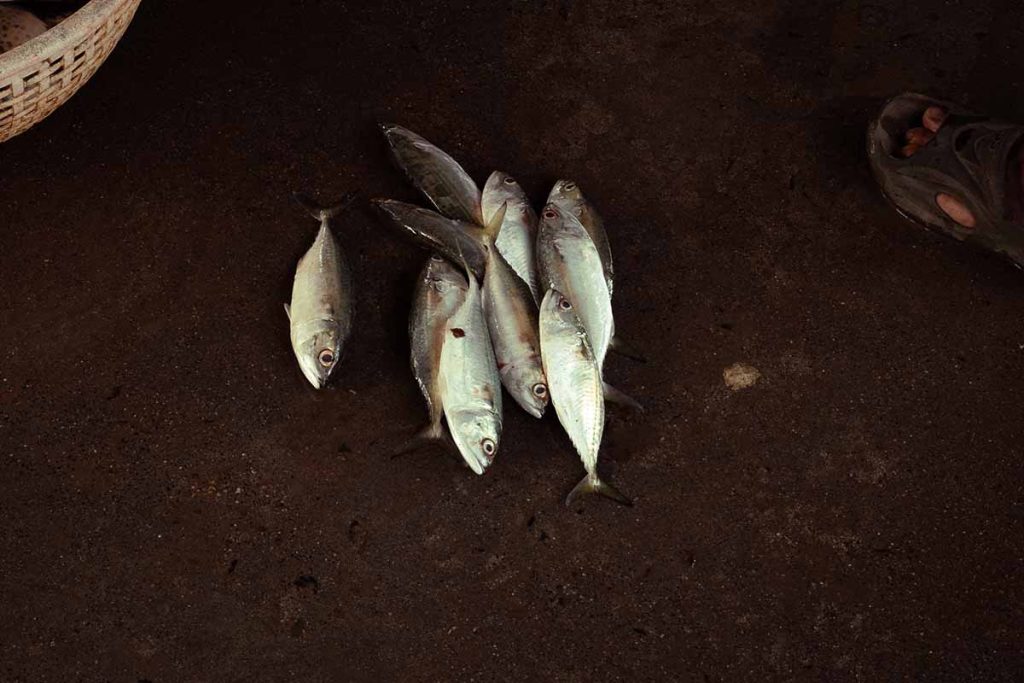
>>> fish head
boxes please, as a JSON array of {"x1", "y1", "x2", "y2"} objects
[
  {"x1": 539, "y1": 202, "x2": 563, "y2": 229},
  {"x1": 482, "y1": 171, "x2": 529, "y2": 227},
  {"x1": 294, "y1": 323, "x2": 343, "y2": 389},
  {"x1": 484, "y1": 170, "x2": 522, "y2": 194},
  {"x1": 447, "y1": 408, "x2": 501, "y2": 474},
  {"x1": 540, "y1": 287, "x2": 580, "y2": 333},
  {"x1": 503, "y1": 362, "x2": 549, "y2": 418},
  {"x1": 548, "y1": 179, "x2": 584, "y2": 207}
]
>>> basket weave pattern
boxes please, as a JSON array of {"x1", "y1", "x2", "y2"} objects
[{"x1": 0, "y1": 0, "x2": 140, "y2": 143}]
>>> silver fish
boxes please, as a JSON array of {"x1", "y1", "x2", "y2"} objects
[
  {"x1": 547, "y1": 180, "x2": 613, "y2": 297},
  {"x1": 409, "y1": 255, "x2": 469, "y2": 440},
  {"x1": 539, "y1": 289, "x2": 630, "y2": 506},
  {"x1": 381, "y1": 124, "x2": 483, "y2": 225},
  {"x1": 373, "y1": 199, "x2": 488, "y2": 278},
  {"x1": 536, "y1": 203, "x2": 613, "y2": 367},
  {"x1": 482, "y1": 171, "x2": 540, "y2": 304},
  {"x1": 547, "y1": 181, "x2": 646, "y2": 363},
  {"x1": 438, "y1": 255, "x2": 503, "y2": 474},
  {"x1": 286, "y1": 193, "x2": 356, "y2": 389},
  {"x1": 481, "y1": 204, "x2": 548, "y2": 418}
]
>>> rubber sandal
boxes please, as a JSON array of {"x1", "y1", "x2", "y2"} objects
[{"x1": 867, "y1": 92, "x2": 1024, "y2": 267}]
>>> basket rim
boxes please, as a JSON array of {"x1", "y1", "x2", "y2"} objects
[{"x1": 0, "y1": 0, "x2": 136, "y2": 79}]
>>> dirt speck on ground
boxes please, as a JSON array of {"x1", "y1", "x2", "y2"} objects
[{"x1": 724, "y1": 362, "x2": 762, "y2": 391}]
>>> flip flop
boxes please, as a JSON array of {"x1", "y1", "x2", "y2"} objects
[{"x1": 867, "y1": 92, "x2": 1024, "y2": 267}]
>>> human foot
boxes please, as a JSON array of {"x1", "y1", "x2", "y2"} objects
[
  {"x1": 897, "y1": 105, "x2": 980, "y2": 228},
  {"x1": 868, "y1": 93, "x2": 1024, "y2": 266}
]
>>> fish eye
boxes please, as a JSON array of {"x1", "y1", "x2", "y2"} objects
[
  {"x1": 559, "y1": 298, "x2": 572, "y2": 311},
  {"x1": 532, "y1": 383, "x2": 547, "y2": 398},
  {"x1": 481, "y1": 438, "x2": 495, "y2": 456},
  {"x1": 503, "y1": 176, "x2": 516, "y2": 185},
  {"x1": 563, "y1": 181, "x2": 577, "y2": 191},
  {"x1": 318, "y1": 349, "x2": 335, "y2": 367},
  {"x1": 543, "y1": 208, "x2": 557, "y2": 219}
]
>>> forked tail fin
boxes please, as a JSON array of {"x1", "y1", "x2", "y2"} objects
[
  {"x1": 293, "y1": 191, "x2": 358, "y2": 222},
  {"x1": 565, "y1": 472, "x2": 632, "y2": 507}
]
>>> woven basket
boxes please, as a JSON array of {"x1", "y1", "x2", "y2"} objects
[{"x1": 0, "y1": 0, "x2": 141, "y2": 143}]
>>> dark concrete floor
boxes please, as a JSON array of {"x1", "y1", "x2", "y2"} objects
[{"x1": 3, "y1": 0, "x2": 1024, "y2": 680}]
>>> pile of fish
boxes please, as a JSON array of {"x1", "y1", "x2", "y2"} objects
[
  {"x1": 284, "y1": 125, "x2": 642, "y2": 506},
  {"x1": 377, "y1": 125, "x2": 646, "y2": 505}
]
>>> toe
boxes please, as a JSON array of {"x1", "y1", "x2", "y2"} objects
[
  {"x1": 906, "y1": 127, "x2": 935, "y2": 146},
  {"x1": 936, "y1": 193, "x2": 976, "y2": 228},
  {"x1": 923, "y1": 106, "x2": 948, "y2": 133},
  {"x1": 900, "y1": 142, "x2": 922, "y2": 158}
]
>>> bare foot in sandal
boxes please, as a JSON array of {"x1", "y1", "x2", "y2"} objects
[
  {"x1": 898, "y1": 105, "x2": 978, "y2": 228},
  {"x1": 868, "y1": 93, "x2": 1024, "y2": 266}
]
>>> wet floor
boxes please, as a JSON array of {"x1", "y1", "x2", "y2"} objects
[{"x1": 2, "y1": 1, "x2": 1023, "y2": 680}]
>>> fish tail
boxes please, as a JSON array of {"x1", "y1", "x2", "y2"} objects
[
  {"x1": 602, "y1": 381, "x2": 644, "y2": 413},
  {"x1": 609, "y1": 334, "x2": 648, "y2": 363},
  {"x1": 565, "y1": 472, "x2": 633, "y2": 507},
  {"x1": 293, "y1": 191, "x2": 358, "y2": 222},
  {"x1": 483, "y1": 200, "x2": 507, "y2": 244}
]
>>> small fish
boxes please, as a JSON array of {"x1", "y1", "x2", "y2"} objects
[
  {"x1": 548, "y1": 180, "x2": 646, "y2": 363},
  {"x1": 539, "y1": 289, "x2": 630, "y2": 506},
  {"x1": 409, "y1": 254, "x2": 469, "y2": 442},
  {"x1": 438, "y1": 252, "x2": 503, "y2": 474},
  {"x1": 536, "y1": 203, "x2": 613, "y2": 366},
  {"x1": 547, "y1": 180, "x2": 613, "y2": 297},
  {"x1": 482, "y1": 171, "x2": 540, "y2": 304},
  {"x1": 285, "y1": 192, "x2": 356, "y2": 389},
  {"x1": 480, "y1": 204, "x2": 548, "y2": 418},
  {"x1": 380, "y1": 124, "x2": 482, "y2": 224},
  {"x1": 372, "y1": 199, "x2": 488, "y2": 278},
  {"x1": 536, "y1": 204, "x2": 641, "y2": 410}
]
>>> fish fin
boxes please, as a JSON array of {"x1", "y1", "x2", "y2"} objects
[
  {"x1": 453, "y1": 236, "x2": 476, "y2": 287},
  {"x1": 371, "y1": 199, "x2": 489, "y2": 279},
  {"x1": 483, "y1": 200, "x2": 507, "y2": 243},
  {"x1": 283, "y1": 303, "x2": 291, "y2": 321},
  {"x1": 293, "y1": 191, "x2": 358, "y2": 222},
  {"x1": 609, "y1": 334, "x2": 647, "y2": 363},
  {"x1": 603, "y1": 381, "x2": 644, "y2": 413},
  {"x1": 390, "y1": 422, "x2": 447, "y2": 459},
  {"x1": 565, "y1": 473, "x2": 632, "y2": 507}
]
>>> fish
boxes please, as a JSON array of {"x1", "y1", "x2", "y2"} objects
[
  {"x1": 539, "y1": 288, "x2": 630, "y2": 506},
  {"x1": 480, "y1": 204, "x2": 548, "y2": 418},
  {"x1": 536, "y1": 204, "x2": 642, "y2": 410},
  {"x1": 376, "y1": 196, "x2": 548, "y2": 419},
  {"x1": 547, "y1": 180, "x2": 613, "y2": 297},
  {"x1": 482, "y1": 171, "x2": 540, "y2": 304},
  {"x1": 545, "y1": 183, "x2": 647, "y2": 363},
  {"x1": 437, "y1": 252, "x2": 503, "y2": 474},
  {"x1": 536, "y1": 203, "x2": 614, "y2": 366},
  {"x1": 285, "y1": 192, "x2": 356, "y2": 389},
  {"x1": 380, "y1": 124, "x2": 483, "y2": 225},
  {"x1": 408, "y1": 254, "x2": 469, "y2": 442},
  {"x1": 372, "y1": 199, "x2": 488, "y2": 278}
]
